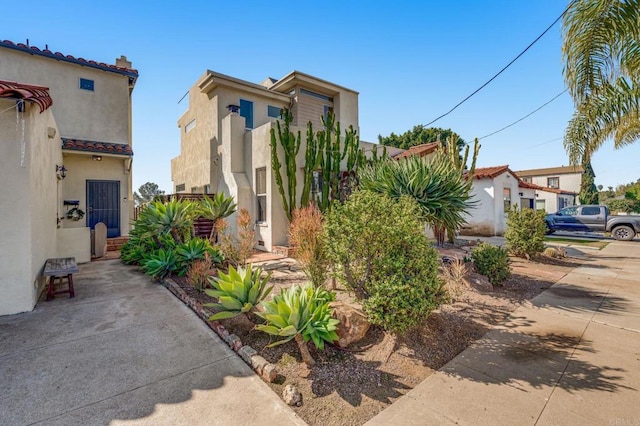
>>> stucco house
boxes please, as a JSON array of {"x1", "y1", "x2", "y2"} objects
[
  {"x1": 514, "y1": 165, "x2": 581, "y2": 212},
  {"x1": 460, "y1": 166, "x2": 536, "y2": 236},
  {"x1": 171, "y1": 70, "x2": 400, "y2": 252},
  {"x1": 0, "y1": 40, "x2": 138, "y2": 315}
]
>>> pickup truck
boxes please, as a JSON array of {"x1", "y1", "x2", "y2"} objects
[{"x1": 545, "y1": 205, "x2": 640, "y2": 241}]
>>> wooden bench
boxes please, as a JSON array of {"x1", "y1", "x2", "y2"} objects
[{"x1": 44, "y1": 257, "x2": 78, "y2": 301}]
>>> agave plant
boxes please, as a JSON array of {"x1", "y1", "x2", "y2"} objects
[
  {"x1": 175, "y1": 238, "x2": 224, "y2": 274},
  {"x1": 199, "y1": 194, "x2": 237, "y2": 241},
  {"x1": 141, "y1": 248, "x2": 179, "y2": 279},
  {"x1": 256, "y1": 285, "x2": 339, "y2": 367},
  {"x1": 204, "y1": 264, "x2": 272, "y2": 320},
  {"x1": 136, "y1": 200, "x2": 198, "y2": 244}
]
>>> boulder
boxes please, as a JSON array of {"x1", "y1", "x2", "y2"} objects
[
  {"x1": 330, "y1": 301, "x2": 371, "y2": 348},
  {"x1": 468, "y1": 273, "x2": 493, "y2": 292},
  {"x1": 282, "y1": 384, "x2": 302, "y2": 406}
]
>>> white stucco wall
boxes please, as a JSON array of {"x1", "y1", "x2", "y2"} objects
[
  {"x1": 0, "y1": 100, "x2": 61, "y2": 315},
  {"x1": 529, "y1": 173, "x2": 582, "y2": 194}
]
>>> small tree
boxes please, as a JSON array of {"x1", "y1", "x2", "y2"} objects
[
  {"x1": 289, "y1": 205, "x2": 328, "y2": 288},
  {"x1": 134, "y1": 182, "x2": 165, "y2": 206},
  {"x1": 504, "y1": 206, "x2": 547, "y2": 259},
  {"x1": 579, "y1": 160, "x2": 599, "y2": 204},
  {"x1": 325, "y1": 191, "x2": 444, "y2": 334}
]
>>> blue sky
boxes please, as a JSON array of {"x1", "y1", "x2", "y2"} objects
[{"x1": 3, "y1": 0, "x2": 639, "y2": 192}]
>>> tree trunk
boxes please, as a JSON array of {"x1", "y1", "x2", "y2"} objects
[{"x1": 294, "y1": 334, "x2": 315, "y2": 367}]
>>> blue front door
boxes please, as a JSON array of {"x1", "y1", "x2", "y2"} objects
[{"x1": 87, "y1": 180, "x2": 120, "y2": 238}]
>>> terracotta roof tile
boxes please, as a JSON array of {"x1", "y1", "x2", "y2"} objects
[
  {"x1": 62, "y1": 138, "x2": 133, "y2": 156},
  {"x1": 1, "y1": 40, "x2": 138, "y2": 82},
  {"x1": 393, "y1": 142, "x2": 440, "y2": 159},
  {"x1": 0, "y1": 80, "x2": 52, "y2": 112},
  {"x1": 472, "y1": 165, "x2": 512, "y2": 179}
]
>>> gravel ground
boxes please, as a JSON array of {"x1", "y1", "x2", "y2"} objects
[{"x1": 171, "y1": 251, "x2": 582, "y2": 426}]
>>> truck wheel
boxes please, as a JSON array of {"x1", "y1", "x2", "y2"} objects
[
  {"x1": 611, "y1": 225, "x2": 636, "y2": 241},
  {"x1": 545, "y1": 223, "x2": 555, "y2": 235}
]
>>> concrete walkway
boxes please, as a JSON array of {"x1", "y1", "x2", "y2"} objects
[
  {"x1": 0, "y1": 260, "x2": 304, "y2": 426},
  {"x1": 367, "y1": 240, "x2": 640, "y2": 425}
]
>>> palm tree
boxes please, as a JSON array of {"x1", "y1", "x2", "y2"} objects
[{"x1": 562, "y1": 0, "x2": 640, "y2": 164}]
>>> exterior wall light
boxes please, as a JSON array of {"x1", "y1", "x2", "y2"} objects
[
  {"x1": 227, "y1": 104, "x2": 240, "y2": 113},
  {"x1": 56, "y1": 165, "x2": 67, "y2": 180},
  {"x1": 92, "y1": 155, "x2": 102, "y2": 161}
]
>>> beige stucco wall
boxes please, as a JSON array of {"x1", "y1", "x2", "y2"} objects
[
  {"x1": 529, "y1": 173, "x2": 582, "y2": 194},
  {"x1": 0, "y1": 100, "x2": 61, "y2": 315},
  {"x1": 56, "y1": 227, "x2": 91, "y2": 263},
  {"x1": 60, "y1": 154, "x2": 132, "y2": 236},
  {"x1": 0, "y1": 48, "x2": 132, "y2": 144}
]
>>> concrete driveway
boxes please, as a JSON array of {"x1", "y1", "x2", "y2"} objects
[{"x1": 0, "y1": 260, "x2": 304, "y2": 426}]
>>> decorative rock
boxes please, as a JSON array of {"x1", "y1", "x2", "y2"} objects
[
  {"x1": 329, "y1": 301, "x2": 371, "y2": 348},
  {"x1": 224, "y1": 334, "x2": 242, "y2": 351},
  {"x1": 468, "y1": 273, "x2": 493, "y2": 292},
  {"x1": 215, "y1": 324, "x2": 229, "y2": 338},
  {"x1": 239, "y1": 345, "x2": 258, "y2": 364},
  {"x1": 262, "y1": 363, "x2": 277, "y2": 382},
  {"x1": 250, "y1": 355, "x2": 268, "y2": 375},
  {"x1": 282, "y1": 384, "x2": 302, "y2": 406}
]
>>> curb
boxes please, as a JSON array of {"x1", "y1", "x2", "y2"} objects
[{"x1": 163, "y1": 277, "x2": 278, "y2": 383}]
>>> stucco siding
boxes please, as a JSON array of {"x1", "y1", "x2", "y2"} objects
[{"x1": 529, "y1": 173, "x2": 582, "y2": 194}]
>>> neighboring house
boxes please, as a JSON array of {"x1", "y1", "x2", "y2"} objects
[
  {"x1": 0, "y1": 40, "x2": 138, "y2": 315},
  {"x1": 392, "y1": 142, "x2": 440, "y2": 160},
  {"x1": 515, "y1": 165, "x2": 584, "y2": 194},
  {"x1": 515, "y1": 165, "x2": 581, "y2": 212},
  {"x1": 461, "y1": 165, "x2": 537, "y2": 236},
  {"x1": 171, "y1": 69, "x2": 400, "y2": 252}
]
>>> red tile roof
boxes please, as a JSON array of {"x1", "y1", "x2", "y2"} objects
[
  {"x1": 62, "y1": 138, "x2": 133, "y2": 156},
  {"x1": 472, "y1": 165, "x2": 513, "y2": 179},
  {"x1": 0, "y1": 40, "x2": 138, "y2": 82},
  {"x1": 393, "y1": 142, "x2": 440, "y2": 159},
  {"x1": 0, "y1": 80, "x2": 53, "y2": 112},
  {"x1": 518, "y1": 180, "x2": 545, "y2": 190}
]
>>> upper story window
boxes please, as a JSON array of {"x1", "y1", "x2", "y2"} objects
[
  {"x1": 185, "y1": 119, "x2": 196, "y2": 133},
  {"x1": 547, "y1": 177, "x2": 560, "y2": 188},
  {"x1": 79, "y1": 78, "x2": 94, "y2": 91},
  {"x1": 521, "y1": 177, "x2": 532, "y2": 183},
  {"x1": 240, "y1": 99, "x2": 254, "y2": 129},
  {"x1": 175, "y1": 183, "x2": 186, "y2": 192},
  {"x1": 300, "y1": 88, "x2": 333, "y2": 102},
  {"x1": 323, "y1": 105, "x2": 334, "y2": 122},
  {"x1": 267, "y1": 105, "x2": 282, "y2": 119}
]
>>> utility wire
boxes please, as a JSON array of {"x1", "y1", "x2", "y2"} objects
[
  {"x1": 423, "y1": 0, "x2": 577, "y2": 127},
  {"x1": 478, "y1": 89, "x2": 568, "y2": 140}
]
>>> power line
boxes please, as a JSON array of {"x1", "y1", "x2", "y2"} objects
[
  {"x1": 478, "y1": 89, "x2": 568, "y2": 140},
  {"x1": 423, "y1": 0, "x2": 577, "y2": 127}
]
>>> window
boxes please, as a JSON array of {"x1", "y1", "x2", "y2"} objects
[
  {"x1": 311, "y1": 170, "x2": 323, "y2": 202},
  {"x1": 79, "y1": 78, "x2": 94, "y2": 91},
  {"x1": 175, "y1": 183, "x2": 185, "y2": 192},
  {"x1": 521, "y1": 177, "x2": 532, "y2": 183},
  {"x1": 503, "y1": 187, "x2": 511, "y2": 213},
  {"x1": 240, "y1": 99, "x2": 254, "y2": 129},
  {"x1": 547, "y1": 177, "x2": 560, "y2": 188},
  {"x1": 256, "y1": 167, "x2": 267, "y2": 223},
  {"x1": 323, "y1": 105, "x2": 334, "y2": 122},
  {"x1": 191, "y1": 186, "x2": 198, "y2": 193},
  {"x1": 267, "y1": 105, "x2": 282, "y2": 119},
  {"x1": 185, "y1": 119, "x2": 196, "y2": 133},
  {"x1": 536, "y1": 199, "x2": 546, "y2": 211},
  {"x1": 300, "y1": 88, "x2": 333, "y2": 102},
  {"x1": 582, "y1": 206, "x2": 601, "y2": 215},
  {"x1": 204, "y1": 184, "x2": 211, "y2": 194}
]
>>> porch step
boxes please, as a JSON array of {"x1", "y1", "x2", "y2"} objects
[{"x1": 107, "y1": 237, "x2": 129, "y2": 251}]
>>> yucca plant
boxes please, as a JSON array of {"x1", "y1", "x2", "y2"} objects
[
  {"x1": 199, "y1": 194, "x2": 237, "y2": 241},
  {"x1": 256, "y1": 285, "x2": 339, "y2": 367},
  {"x1": 204, "y1": 264, "x2": 272, "y2": 320},
  {"x1": 359, "y1": 151, "x2": 476, "y2": 245},
  {"x1": 141, "y1": 248, "x2": 179, "y2": 279}
]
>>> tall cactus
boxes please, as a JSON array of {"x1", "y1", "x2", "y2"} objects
[{"x1": 270, "y1": 109, "x2": 302, "y2": 221}]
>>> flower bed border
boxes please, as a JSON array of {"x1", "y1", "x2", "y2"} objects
[{"x1": 163, "y1": 277, "x2": 278, "y2": 382}]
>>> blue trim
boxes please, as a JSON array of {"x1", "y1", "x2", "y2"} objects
[{"x1": 240, "y1": 99, "x2": 254, "y2": 129}]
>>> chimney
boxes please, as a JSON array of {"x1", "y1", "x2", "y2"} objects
[{"x1": 115, "y1": 55, "x2": 132, "y2": 69}]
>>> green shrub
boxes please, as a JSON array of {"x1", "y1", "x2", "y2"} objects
[
  {"x1": 204, "y1": 265, "x2": 273, "y2": 320},
  {"x1": 256, "y1": 284, "x2": 339, "y2": 366},
  {"x1": 325, "y1": 190, "x2": 444, "y2": 334},
  {"x1": 505, "y1": 206, "x2": 547, "y2": 258},
  {"x1": 471, "y1": 243, "x2": 510, "y2": 285},
  {"x1": 141, "y1": 248, "x2": 179, "y2": 279}
]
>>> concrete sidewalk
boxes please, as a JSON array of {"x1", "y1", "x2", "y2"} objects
[
  {"x1": 367, "y1": 241, "x2": 640, "y2": 425},
  {"x1": 0, "y1": 260, "x2": 304, "y2": 426}
]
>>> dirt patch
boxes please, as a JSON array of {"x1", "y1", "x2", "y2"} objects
[{"x1": 168, "y1": 249, "x2": 582, "y2": 426}]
